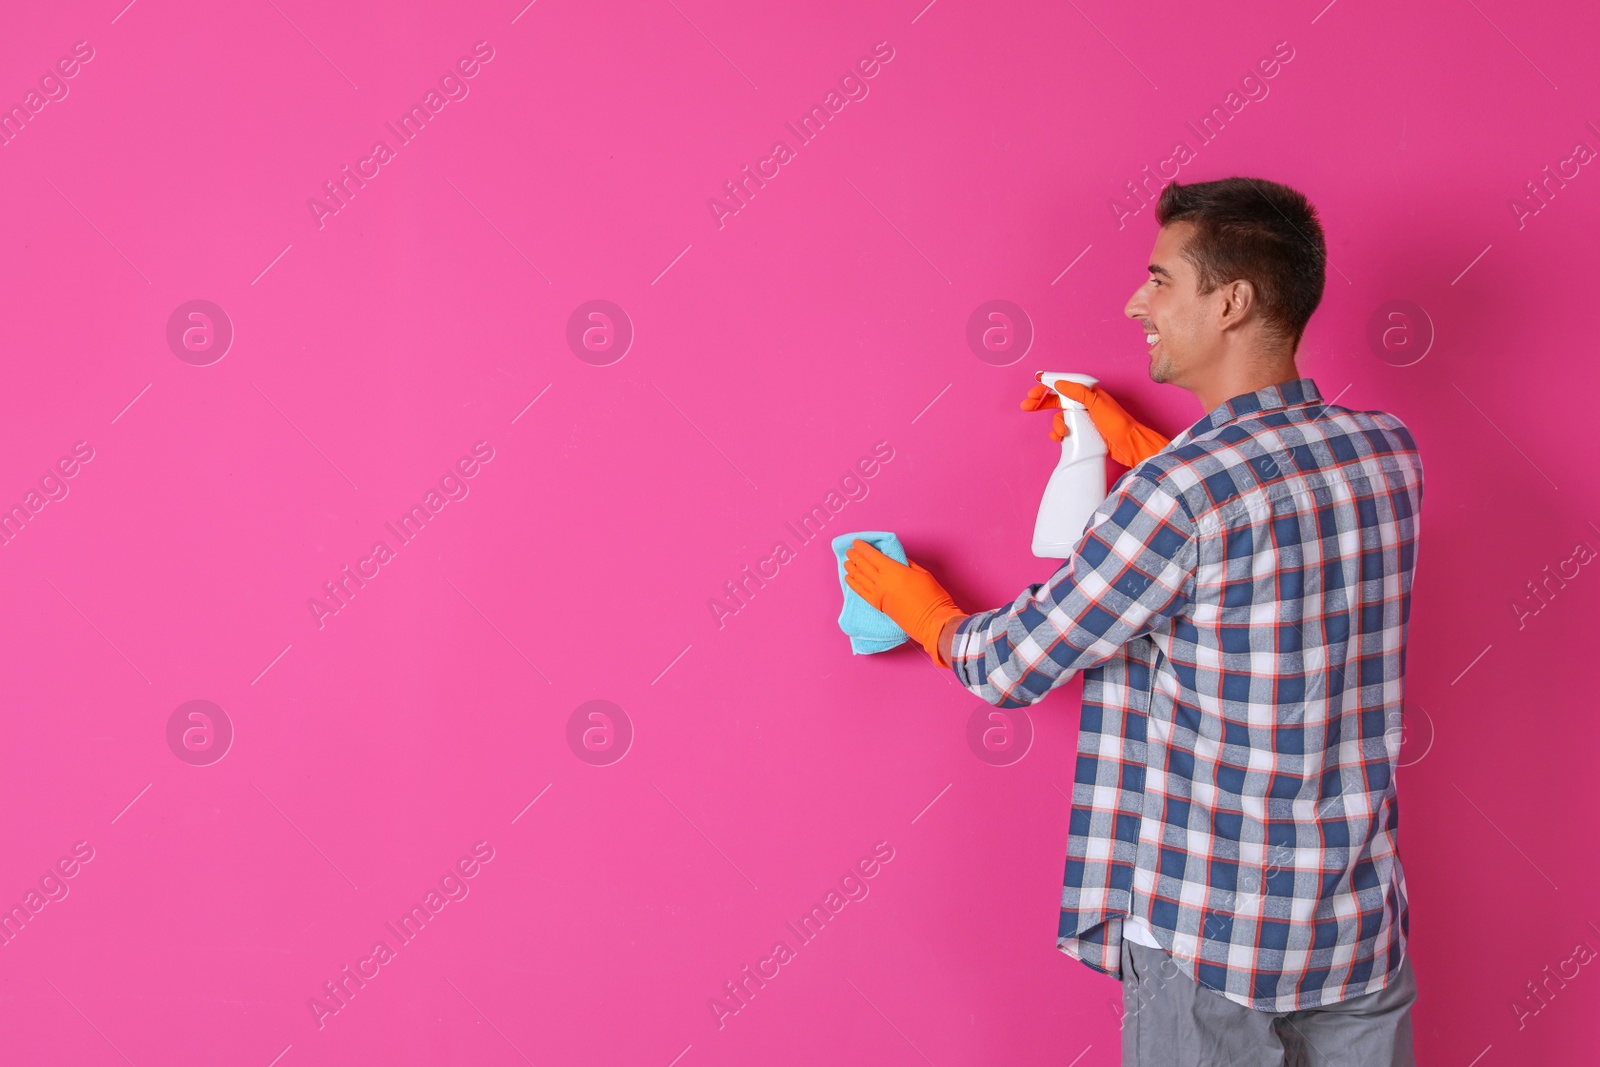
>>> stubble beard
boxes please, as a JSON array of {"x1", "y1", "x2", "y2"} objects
[{"x1": 1148, "y1": 346, "x2": 1175, "y2": 384}]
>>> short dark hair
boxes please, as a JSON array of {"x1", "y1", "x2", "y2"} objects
[{"x1": 1155, "y1": 177, "x2": 1326, "y2": 350}]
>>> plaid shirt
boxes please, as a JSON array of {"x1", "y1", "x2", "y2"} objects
[{"x1": 950, "y1": 378, "x2": 1422, "y2": 1012}]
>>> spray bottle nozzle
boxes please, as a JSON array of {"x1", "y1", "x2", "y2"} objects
[{"x1": 1034, "y1": 371, "x2": 1100, "y2": 411}]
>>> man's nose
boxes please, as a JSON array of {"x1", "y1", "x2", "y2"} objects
[{"x1": 1124, "y1": 290, "x2": 1145, "y2": 319}]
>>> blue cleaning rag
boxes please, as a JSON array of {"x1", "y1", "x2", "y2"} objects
[{"x1": 831, "y1": 531, "x2": 910, "y2": 655}]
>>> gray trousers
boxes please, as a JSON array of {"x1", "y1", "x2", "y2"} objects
[{"x1": 1119, "y1": 940, "x2": 1417, "y2": 1067}]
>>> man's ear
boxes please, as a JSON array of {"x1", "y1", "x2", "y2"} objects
[{"x1": 1217, "y1": 279, "x2": 1255, "y2": 332}]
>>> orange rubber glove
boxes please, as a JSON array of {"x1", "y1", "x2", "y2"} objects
[
  {"x1": 1020, "y1": 375, "x2": 1171, "y2": 467},
  {"x1": 843, "y1": 539, "x2": 966, "y2": 669}
]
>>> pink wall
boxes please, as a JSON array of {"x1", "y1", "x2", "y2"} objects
[{"x1": 0, "y1": 0, "x2": 1595, "y2": 1063}]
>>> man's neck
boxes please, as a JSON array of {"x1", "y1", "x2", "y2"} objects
[{"x1": 1193, "y1": 357, "x2": 1300, "y2": 413}]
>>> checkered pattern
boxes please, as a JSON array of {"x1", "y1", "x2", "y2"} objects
[{"x1": 949, "y1": 378, "x2": 1422, "y2": 1012}]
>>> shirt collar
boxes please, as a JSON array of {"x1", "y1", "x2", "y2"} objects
[{"x1": 1166, "y1": 377, "x2": 1324, "y2": 449}]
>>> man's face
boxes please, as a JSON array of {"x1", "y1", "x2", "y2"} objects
[{"x1": 1123, "y1": 221, "x2": 1213, "y2": 388}]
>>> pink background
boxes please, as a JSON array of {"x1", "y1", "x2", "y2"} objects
[{"x1": 0, "y1": 0, "x2": 1596, "y2": 1063}]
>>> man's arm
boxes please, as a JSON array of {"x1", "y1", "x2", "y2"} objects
[
  {"x1": 937, "y1": 614, "x2": 964, "y2": 668},
  {"x1": 948, "y1": 474, "x2": 1198, "y2": 708}
]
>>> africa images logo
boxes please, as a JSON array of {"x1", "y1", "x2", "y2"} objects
[
  {"x1": 307, "y1": 842, "x2": 496, "y2": 1030},
  {"x1": 706, "y1": 41, "x2": 896, "y2": 230},
  {"x1": 307, "y1": 41, "x2": 497, "y2": 230}
]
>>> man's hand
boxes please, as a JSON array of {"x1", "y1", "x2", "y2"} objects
[
  {"x1": 1021, "y1": 376, "x2": 1172, "y2": 467},
  {"x1": 843, "y1": 540, "x2": 967, "y2": 669}
]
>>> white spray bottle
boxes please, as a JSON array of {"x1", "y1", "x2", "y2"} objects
[{"x1": 1031, "y1": 372, "x2": 1110, "y2": 558}]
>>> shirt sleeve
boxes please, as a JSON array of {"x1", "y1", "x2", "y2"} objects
[{"x1": 950, "y1": 472, "x2": 1198, "y2": 708}]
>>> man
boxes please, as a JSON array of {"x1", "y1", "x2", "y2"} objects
[{"x1": 845, "y1": 176, "x2": 1422, "y2": 1065}]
